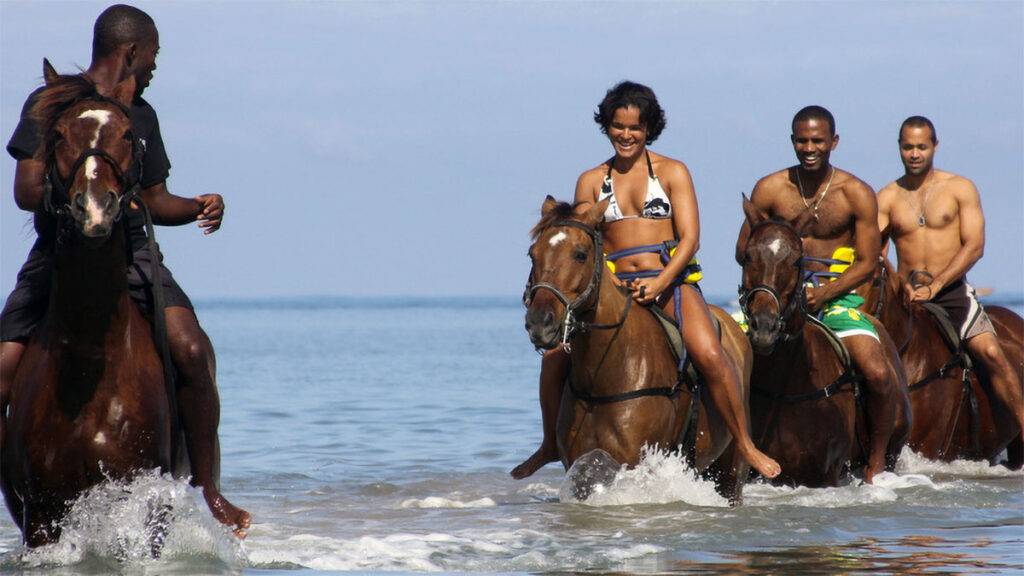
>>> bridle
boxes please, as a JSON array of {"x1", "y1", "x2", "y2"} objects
[
  {"x1": 523, "y1": 219, "x2": 631, "y2": 352},
  {"x1": 43, "y1": 96, "x2": 143, "y2": 236},
  {"x1": 737, "y1": 219, "x2": 807, "y2": 343}
]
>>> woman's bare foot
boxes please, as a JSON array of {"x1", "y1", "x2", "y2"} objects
[
  {"x1": 510, "y1": 443, "x2": 558, "y2": 479},
  {"x1": 742, "y1": 443, "x2": 781, "y2": 479},
  {"x1": 205, "y1": 489, "x2": 251, "y2": 538}
]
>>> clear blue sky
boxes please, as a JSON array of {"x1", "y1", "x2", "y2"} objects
[{"x1": 2, "y1": 1, "x2": 1022, "y2": 301}]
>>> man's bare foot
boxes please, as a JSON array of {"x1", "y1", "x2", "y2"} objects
[
  {"x1": 742, "y1": 444, "x2": 781, "y2": 479},
  {"x1": 205, "y1": 489, "x2": 251, "y2": 538},
  {"x1": 510, "y1": 444, "x2": 558, "y2": 479}
]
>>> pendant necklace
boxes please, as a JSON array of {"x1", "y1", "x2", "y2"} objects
[
  {"x1": 907, "y1": 176, "x2": 936, "y2": 227},
  {"x1": 796, "y1": 166, "x2": 835, "y2": 221}
]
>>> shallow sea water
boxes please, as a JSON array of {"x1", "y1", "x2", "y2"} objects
[{"x1": 0, "y1": 297, "x2": 1021, "y2": 574}]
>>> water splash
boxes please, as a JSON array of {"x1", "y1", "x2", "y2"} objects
[
  {"x1": 559, "y1": 445, "x2": 728, "y2": 507},
  {"x1": 0, "y1": 471, "x2": 245, "y2": 572}
]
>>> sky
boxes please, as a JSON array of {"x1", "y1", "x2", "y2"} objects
[{"x1": 2, "y1": 1, "x2": 1022, "y2": 302}]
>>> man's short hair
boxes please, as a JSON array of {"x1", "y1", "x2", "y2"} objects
[
  {"x1": 593, "y1": 81, "x2": 667, "y2": 144},
  {"x1": 792, "y1": 105, "x2": 836, "y2": 136},
  {"x1": 92, "y1": 4, "x2": 157, "y2": 59},
  {"x1": 899, "y1": 116, "x2": 938, "y2": 144}
]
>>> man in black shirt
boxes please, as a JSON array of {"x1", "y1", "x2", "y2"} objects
[{"x1": 0, "y1": 4, "x2": 250, "y2": 536}]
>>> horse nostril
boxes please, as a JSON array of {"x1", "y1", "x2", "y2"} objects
[{"x1": 73, "y1": 193, "x2": 87, "y2": 211}]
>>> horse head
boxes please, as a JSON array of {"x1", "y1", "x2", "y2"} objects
[
  {"x1": 523, "y1": 196, "x2": 609, "y2": 350},
  {"x1": 739, "y1": 195, "x2": 815, "y2": 354},
  {"x1": 36, "y1": 60, "x2": 138, "y2": 241}
]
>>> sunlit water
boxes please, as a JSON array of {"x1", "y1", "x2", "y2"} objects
[{"x1": 1, "y1": 297, "x2": 1021, "y2": 574}]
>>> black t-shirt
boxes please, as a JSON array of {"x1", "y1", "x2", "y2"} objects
[{"x1": 6, "y1": 84, "x2": 172, "y2": 247}]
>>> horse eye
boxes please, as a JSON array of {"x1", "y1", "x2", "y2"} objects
[
  {"x1": 573, "y1": 249, "x2": 587, "y2": 263},
  {"x1": 123, "y1": 132, "x2": 133, "y2": 141}
]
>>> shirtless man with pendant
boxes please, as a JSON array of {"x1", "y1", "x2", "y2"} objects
[
  {"x1": 736, "y1": 105, "x2": 906, "y2": 483},
  {"x1": 877, "y1": 116, "x2": 1024, "y2": 433}
]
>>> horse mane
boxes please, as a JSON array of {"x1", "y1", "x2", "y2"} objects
[
  {"x1": 530, "y1": 201, "x2": 580, "y2": 239},
  {"x1": 30, "y1": 73, "x2": 124, "y2": 162}
]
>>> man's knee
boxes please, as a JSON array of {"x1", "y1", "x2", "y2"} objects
[
  {"x1": 165, "y1": 308, "x2": 212, "y2": 370},
  {"x1": 1, "y1": 341, "x2": 26, "y2": 383},
  {"x1": 971, "y1": 339, "x2": 1011, "y2": 374}
]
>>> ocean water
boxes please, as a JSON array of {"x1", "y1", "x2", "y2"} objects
[{"x1": 0, "y1": 297, "x2": 1021, "y2": 575}]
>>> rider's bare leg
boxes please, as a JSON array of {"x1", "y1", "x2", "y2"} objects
[
  {"x1": 676, "y1": 286, "x2": 781, "y2": 479},
  {"x1": 0, "y1": 341, "x2": 26, "y2": 447},
  {"x1": 843, "y1": 334, "x2": 897, "y2": 484},
  {"x1": 966, "y1": 331, "x2": 1024, "y2": 433},
  {"x1": 510, "y1": 348, "x2": 568, "y2": 479},
  {"x1": 165, "y1": 307, "x2": 251, "y2": 536}
]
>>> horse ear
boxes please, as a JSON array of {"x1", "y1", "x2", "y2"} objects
[
  {"x1": 541, "y1": 195, "x2": 557, "y2": 216},
  {"x1": 581, "y1": 197, "x2": 609, "y2": 228},
  {"x1": 108, "y1": 75, "x2": 137, "y2": 107},
  {"x1": 792, "y1": 208, "x2": 816, "y2": 236},
  {"x1": 741, "y1": 194, "x2": 767, "y2": 226},
  {"x1": 43, "y1": 58, "x2": 59, "y2": 85}
]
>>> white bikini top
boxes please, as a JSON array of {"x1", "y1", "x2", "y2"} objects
[{"x1": 597, "y1": 151, "x2": 672, "y2": 223}]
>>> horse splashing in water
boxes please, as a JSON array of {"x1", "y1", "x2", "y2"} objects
[
  {"x1": 739, "y1": 197, "x2": 911, "y2": 487},
  {"x1": 858, "y1": 258, "x2": 1023, "y2": 467},
  {"x1": 1, "y1": 63, "x2": 177, "y2": 547},
  {"x1": 524, "y1": 197, "x2": 753, "y2": 502}
]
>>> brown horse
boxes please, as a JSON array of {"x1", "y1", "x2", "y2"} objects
[
  {"x1": 524, "y1": 197, "x2": 753, "y2": 502},
  {"x1": 859, "y1": 258, "x2": 1023, "y2": 467},
  {"x1": 0, "y1": 65, "x2": 175, "y2": 547},
  {"x1": 739, "y1": 200, "x2": 911, "y2": 487}
]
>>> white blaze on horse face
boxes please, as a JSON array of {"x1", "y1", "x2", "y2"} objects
[
  {"x1": 548, "y1": 231, "x2": 568, "y2": 247},
  {"x1": 93, "y1": 431, "x2": 107, "y2": 445},
  {"x1": 767, "y1": 238, "x2": 783, "y2": 256},
  {"x1": 77, "y1": 109, "x2": 112, "y2": 182}
]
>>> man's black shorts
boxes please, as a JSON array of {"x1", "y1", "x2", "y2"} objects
[{"x1": 1, "y1": 239, "x2": 193, "y2": 343}]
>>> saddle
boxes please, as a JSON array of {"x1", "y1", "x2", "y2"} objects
[{"x1": 921, "y1": 302, "x2": 973, "y2": 370}]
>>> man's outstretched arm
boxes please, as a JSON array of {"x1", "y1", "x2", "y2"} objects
[{"x1": 140, "y1": 182, "x2": 223, "y2": 234}]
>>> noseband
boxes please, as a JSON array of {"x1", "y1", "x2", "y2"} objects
[
  {"x1": 738, "y1": 220, "x2": 806, "y2": 342},
  {"x1": 43, "y1": 97, "x2": 143, "y2": 233},
  {"x1": 524, "y1": 219, "x2": 631, "y2": 352}
]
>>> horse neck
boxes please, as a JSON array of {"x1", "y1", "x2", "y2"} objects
[
  {"x1": 877, "y1": 271, "x2": 913, "y2": 352},
  {"x1": 567, "y1": 270, "x2": 630, "y2": 368},
  {"x1": 47, "y1": 225, "x2": 132, "y2": 352}
]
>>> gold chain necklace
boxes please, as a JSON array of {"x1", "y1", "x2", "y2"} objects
[{"x1": 796, "y1": 166, "x2": 835, "y2": 220}]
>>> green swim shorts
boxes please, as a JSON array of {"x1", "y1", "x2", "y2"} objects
[{"x1": 821, "y1": 293, "x2": 878, "y2": 340}]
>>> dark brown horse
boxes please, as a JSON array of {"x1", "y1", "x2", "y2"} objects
[
  {"x1": 859, "y1": 258, "x2": 1023, "y2": 467},
  {"x1": 524, "y1": 197, "x2": 753, "y2": 502},
  {"x1": 739, "y1": 199, "x2": 911, "y2": 487},
  {"x1": 0, "y1": 64, "x2": 175, "y2": 547}
]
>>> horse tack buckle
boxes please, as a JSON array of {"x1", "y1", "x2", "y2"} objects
[{"x1": 561, "y1": 309, "x2": 575, "y2": 353}]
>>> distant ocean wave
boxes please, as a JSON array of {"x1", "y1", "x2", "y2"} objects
[{"x1": 191, "y1": 294, "x2": 1024, "y2": 312}]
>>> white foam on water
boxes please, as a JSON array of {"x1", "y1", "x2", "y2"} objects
[
  {"x1": 400, "y1": 496, "x2": 496, "y2": 508},
  {"x1": 4, "y1": 470, "x2": 245, "y2": 571},
  {"x1": 560, "y1": 445, "x2": 729, "y2": 507},
  {"x1": 245, "y1": 527, "x2": 665, "y2": 572},
  {"x1": 896, "y1": 446, "x2": 1024, "y2": 477}
]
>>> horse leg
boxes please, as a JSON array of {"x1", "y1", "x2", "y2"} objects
[
  {"x1": 1005, "y1": 434, "x2": 1023, "y2": 470},
  {"x1": 165, "y1": 307, "x2": 249, "y2": 537},
  {"x1": 511, "y1": 348, "x2": 567, "y2": 479},
  {"x1": 676, "y1": 287, "x2": 780, "y2": 479},
  {"x1": 0, "y1": 341, "x2": 26, "y2": 528},
  {"x1": 843, "y1": 334, "x2": 898, "y2": 483}
]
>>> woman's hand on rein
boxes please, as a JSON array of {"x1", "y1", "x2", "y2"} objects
[{"x1": 629, "y1": 277, "x2": 666, "y2": 305}]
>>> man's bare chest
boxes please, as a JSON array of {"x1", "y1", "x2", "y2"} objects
[{"x1": 770, "y1": 189, "x2": 853, "y2": 241}]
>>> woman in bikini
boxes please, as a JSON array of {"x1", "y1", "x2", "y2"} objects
[{"x1": 512, "y1": 81, "x2": 781, "y2": 480}]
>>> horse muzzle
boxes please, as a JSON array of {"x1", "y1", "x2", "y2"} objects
[
  {"x1": 70, "y1": 189, "x2": 119, "y2": 239},
  {"x1": 748, "y1": 313, "x2": 782, "y2": 355},
  {"x1": 525, "y1": 301, "x2": 563, "y2": 350}
]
